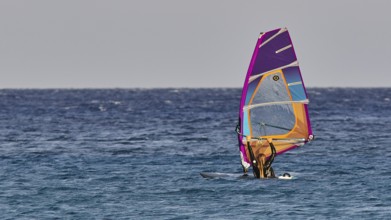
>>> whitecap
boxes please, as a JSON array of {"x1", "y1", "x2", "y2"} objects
[
  {"x1": 110, "y1": 101, "x2": 121, "y2": 105},
  {"x1": 99, "y1": 105, "x2": 107, "y2": 111}
]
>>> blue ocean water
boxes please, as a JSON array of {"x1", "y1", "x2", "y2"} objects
[{"x1": 0, "y1": 88, "x2": 390, "y2": 219}]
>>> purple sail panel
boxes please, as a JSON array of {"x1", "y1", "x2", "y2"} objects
[
  {"x1": 260, "y1": 28, "x2": 280, "y2": 44},
  {"x1": 251, "y1": 30, "x2": 296, "y2": 76}
]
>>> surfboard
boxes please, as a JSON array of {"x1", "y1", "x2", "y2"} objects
[
  {"x1": 200, "y1": 172, "x2": 249, "y2": 179},
  {"x1": 200, "y1": 172, "x2": 293, "y2": 180}
]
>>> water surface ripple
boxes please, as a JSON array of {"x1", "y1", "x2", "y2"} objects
[{"x1": 0, "y1": 88, "x2": 390, "y2": 219}]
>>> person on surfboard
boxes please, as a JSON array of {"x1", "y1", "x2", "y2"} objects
[{"x1": 242, "y1": 138, "x2": 276, "y2": 178}]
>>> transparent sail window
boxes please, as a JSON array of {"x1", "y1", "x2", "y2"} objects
[
  {"x1": 252, "y1": 72, "x2": 291, "y2": 104},
  {"x1": 249, "y1": 104, "x2": 295, "y2": 136},
  {"x1": 249, "y1": 72, "x2": 295, "y2": 136}
]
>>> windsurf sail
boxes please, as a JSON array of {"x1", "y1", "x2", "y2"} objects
[{"x1": 237, "y1": 27, "x2": 313, "y2": 177}]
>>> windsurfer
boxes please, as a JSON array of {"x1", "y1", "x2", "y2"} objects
[
  {"x1": 244, "y1": 139, "x2": 276, "y2": 178},
  {"x1": 237, "y1": 28, "x2": 313, "y2": 179}
]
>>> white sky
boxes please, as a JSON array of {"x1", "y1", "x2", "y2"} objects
[{"x1": 0, "y1": 0, "x2": 390, "y2": 88}]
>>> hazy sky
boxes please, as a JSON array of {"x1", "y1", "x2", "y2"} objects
[{"x1": 0, "y1": 0, "x2": 390, "y2": 88}]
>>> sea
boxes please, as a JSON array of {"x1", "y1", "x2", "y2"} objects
[{"x1": 0, "y1": 88, "x2": 390, "y2": 219}]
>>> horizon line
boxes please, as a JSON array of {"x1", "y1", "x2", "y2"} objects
[{"x1": 0, "y1": 86, "x2": 390, "y2": 90}]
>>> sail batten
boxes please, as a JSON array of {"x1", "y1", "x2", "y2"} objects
[
  {"x1": 288, "y1": 81, "x2": 303, "y2": 86},
  {"x1": 249, "y1": 60, "x2": 299, "y2": 83},
  {"x1": 275, "y1": 44, "x2": 292, "y2": 54},
  {"x1": 243, "y1": 99, "x2": 309, "y2": 110}
]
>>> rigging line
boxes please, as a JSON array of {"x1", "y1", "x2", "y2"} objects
[
  {"x1": 261, "y1": 122, "x2": 291, "y2": 131},
  {"x1": 260, "y1": 122, "x2": 267, "y2": 136}
]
